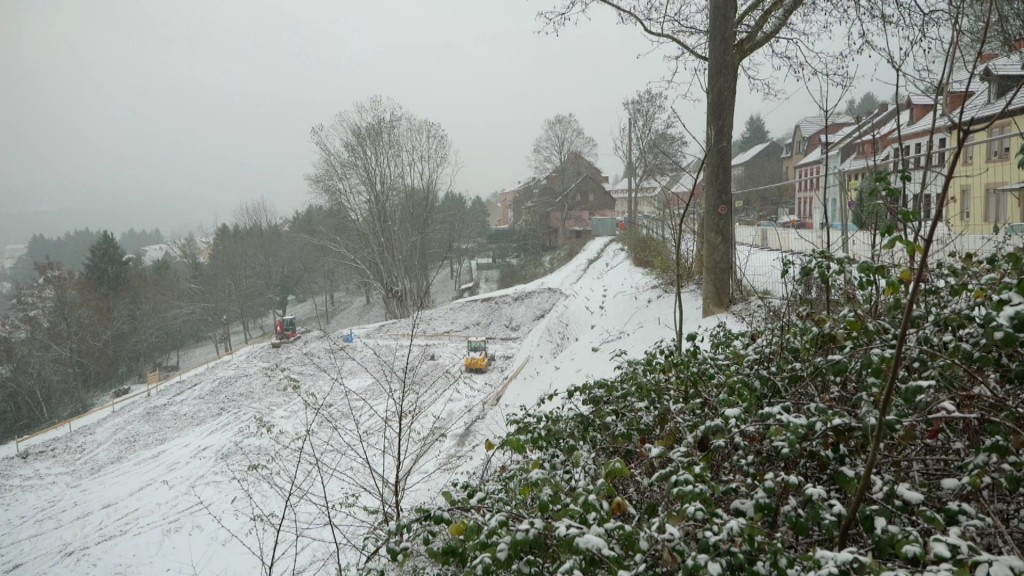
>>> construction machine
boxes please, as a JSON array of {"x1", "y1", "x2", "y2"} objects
[
  {"x1": 464, "y1": 337, "x2": 489, "y2": 373},
  {"x1": 271, "y1": 316, "x2": 301, "y2": 348}
]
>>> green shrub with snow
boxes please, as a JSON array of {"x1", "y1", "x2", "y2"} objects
[{"x1": 394, "y1": 248, "x2": 1024, "y2": 575}]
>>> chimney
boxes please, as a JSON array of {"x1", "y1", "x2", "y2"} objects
[
  {"x1": 946, "y1": 92, "x2": 968, "y2": 112},
  {"x1": 877, "y1": 102, "x2": 889, "y2": 113},
  {"x1": 980, "y1": 52, "x2": 1000, "y2": 63}
]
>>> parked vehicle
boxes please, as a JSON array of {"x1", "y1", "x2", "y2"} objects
[
  {"x1": 271, "y1": 316, "x2": 301, "y2": 348},
  {"x1": 465, "y1": 337, "x2": 489, "y2": 372},
  {"x1": 829, "y1": 222, "x2": 859, "y2": 232},
  {"x1": 1004, "y1": 222, "x2": 1024, "y2": 235}
]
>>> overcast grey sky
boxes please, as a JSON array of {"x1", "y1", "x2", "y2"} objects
[{"x1": 0, "y1": 0, "x2": 892, "y2": 244}]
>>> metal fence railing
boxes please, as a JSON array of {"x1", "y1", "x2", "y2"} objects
[{"x1": 734, "y1": 224, "x2": 1024, "y2": 296}]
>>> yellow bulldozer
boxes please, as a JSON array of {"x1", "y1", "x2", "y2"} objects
[{"x1": 464, "y1": 337, "x2": 489, "y2": 373}]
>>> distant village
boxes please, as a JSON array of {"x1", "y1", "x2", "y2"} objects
[{"x1": 487, "y1": 47, "x2": 1024, "y2": 246}]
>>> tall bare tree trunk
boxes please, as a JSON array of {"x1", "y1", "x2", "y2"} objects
[{"x1": 702, "y1": 0, "x2": 739, "y2": 317}]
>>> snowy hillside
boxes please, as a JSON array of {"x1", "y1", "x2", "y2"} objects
[{"x1": 0, "y1": 238, "x2": 738, "y2": 575}]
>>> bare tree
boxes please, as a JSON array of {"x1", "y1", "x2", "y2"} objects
[
  {"x1": 209, "y1": 265, "x2": 470, "y2": 574},
  {"x1": 288, "y1": 205, "x2": 346, "y2": 330},
  {"x1": 613, "y1": 88, "x2": 688, "y2": 224},
  {"x1": 959, "y1": 0, "x2": 1024, "y2": 57},
  {"x1": 529, "y1": 113, "x2": 598, "y2": 177},
  {"x1": 542, "y1": 0, "x2": 854, "y2": 316},
  {"x1": 307, "y1": 97, "x2": 458, "y2": 319}
]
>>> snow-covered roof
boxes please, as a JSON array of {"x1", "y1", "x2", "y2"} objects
[
  {"x1": 795, "y1": 116, "x2": 825, "y2": 136},
  {"x1": 509, "y1": 177, "x2": 541, "y2": 194},
  {"x1": 819, "y1": 104, "x2": 904, "y2": 154},
  {"x1": 795, "y1": 146, "x2": 823, "y2": 167},
  {"x1": 907, "y1": 94, "x2": 935, "y2": 106},
  {"x1": 982, "y1": 55, "x2": 1024, "y2": 77},
  {"x1": 139, "y1": 244, "x2": 171, "y2": 265},
  {"x1": 607, "y1": 185, "x2": 661, "y2": 199},
  {"x1": 840, "y1": 153, "x2": 869, "y2": 172},
  {"x1": 902, "y1": 106, "x2": 958, "y2": 139},
  {"x1": 731, "y1": 141, "x2": 773, "y2": 166},
  {"x1": 824, "y1": 124, "x2": 857, "y2": 144},
  {"x1": 858, "y1": 109, "x2": 914, "y2": 143},
  {"x1": 958, "y1": 81, "x2": 1024, "y2": 128},
  {"x1": 666, "y1": 172, "x2": 698, "y2": 195},
  {"x1": 794, "y1": 114, "x2": 855, "y2": 138},
  {"x1": 607, "y1": 172, "x2": 697, "y2": 198},
  {"x1": 945, "y1": 54, "x2": 1023, "y2": 92}
]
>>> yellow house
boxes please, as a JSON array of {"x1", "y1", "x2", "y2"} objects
[
  {"x1": 949, "y1": 107, "x2": 1024, "y2": 234},
  {"x1": 948, "y1": 55, "x2": 1024, "y2": 234}
]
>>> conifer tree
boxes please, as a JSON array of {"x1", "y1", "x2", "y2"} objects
[{"x1": 84, "y1": 230, "x2": 128, "y2": 295}]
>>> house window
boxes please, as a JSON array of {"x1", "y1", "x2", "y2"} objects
[
  {"x1": 922, "y1": 193, "x2": 932, "y2": 220},
  {"x1": 962, "y1": 135, "x2": 974, "y2": 166},
  {"x1": 960, "y1": 186, "x2": 971, "y2": 221},
  {"x1": 937, "y1": 137, "x2": 947, "y2": 165},
  {"x1": 984, "y1": 185, "x2": 1008, "y2": 223},
  {"x1": 914, "y1": 143, "x2": 922, "y2": 168},
  {"x1": 987, "y1": 126, "x2": 1012, "y2": 162}
]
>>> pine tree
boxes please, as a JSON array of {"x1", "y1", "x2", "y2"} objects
[
  {"x1": 735, "y1": 114, "x2": 771, "y2": 155},
  {"x1": 84, "y1": 230, "x2": 128, "y2": 295},
  {"x1": 844, "y1": 92, "x2": 882, "y2": 119}
]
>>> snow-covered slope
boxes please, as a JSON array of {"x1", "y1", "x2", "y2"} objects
[{"x1": 0, "y1": 238, "x2": 736, "y2": 575}]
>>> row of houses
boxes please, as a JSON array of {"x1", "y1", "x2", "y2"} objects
[
  {"x1": 489, "y1": 45, "x2": 1023, "y2": 245},
  {"x1": 783, "y1": 47, "x2": 1024, "y2": 234}
]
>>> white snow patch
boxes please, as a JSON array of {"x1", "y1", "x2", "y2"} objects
[
  {"x1": 896, "y1": 482, "x2": 925, "y2": 505},
  {"x1": 940, "y1": 478, "x2": 961, "y2": 491},
  {"x1": 575, "y1": 534, "x2": 615, "y2": 557},
  {"x1": 929, "y1": 539, "x2": 952, "y2": 560}
]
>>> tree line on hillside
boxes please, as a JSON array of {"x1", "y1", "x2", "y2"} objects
[
  {"x1": 0, "y1": 143, "x2": 488, "y2": 441},
  {"x1": 6, "y1": 228, "x2": 165, "y2": 285}
]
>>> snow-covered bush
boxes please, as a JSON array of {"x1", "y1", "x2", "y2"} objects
[{"x1": 395, "y1": 248, "x2": 1024, "y2": 575}]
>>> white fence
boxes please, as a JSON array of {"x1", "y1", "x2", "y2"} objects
[
  {"x1": 735, "y1": 224, "x2": 1024, "y2": 261},
  {"x1": 733, "y1": 224, "x2": 1024, "y2": 295}
]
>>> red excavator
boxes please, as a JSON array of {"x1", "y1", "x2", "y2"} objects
[{"x1": 271, "y1": 316, "x2": 301, "y2": 348}]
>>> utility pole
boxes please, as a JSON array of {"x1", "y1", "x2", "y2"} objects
[{"x1": 627, "y1": 115, "x2": 634, "y2": 227}]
